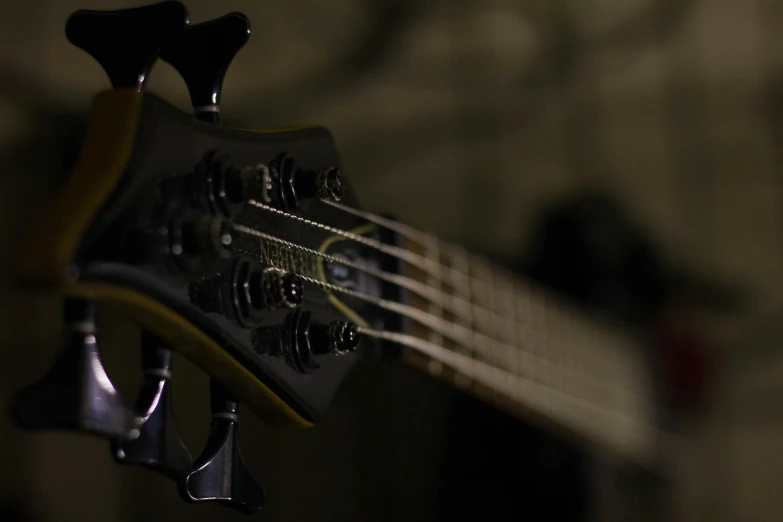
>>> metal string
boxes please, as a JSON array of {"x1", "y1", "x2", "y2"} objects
[
  {"x1": 245, "y1": 199, "x2": 640, "y2": 372},
  {"x1": 247, "y1": 200, "x2": 438, "y2": 274},
  {"x1": 231, "y1": 223, "x2": 648, "y2": 401},
  {"x1": 313, "y1": 199, "x2": 654, "y2": 377},
  {"x1": 232, "y1": 223, "x2": 475, "y2": 321},
  {"x1": 240, "y1": 200, "x2": 658, "y2": 459}
]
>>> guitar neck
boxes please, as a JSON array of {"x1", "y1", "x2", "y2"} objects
[{"x1": 398, "y1": 238, "x2": 661, "y2": 465}]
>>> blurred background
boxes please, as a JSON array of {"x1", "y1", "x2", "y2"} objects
[{"x1": 1, "y1": 0, "x2": 782, "y2": 520}]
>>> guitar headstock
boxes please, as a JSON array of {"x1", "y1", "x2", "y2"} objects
[{"x1": 11, "y1": 2, "x2": 397, "y2": 513}]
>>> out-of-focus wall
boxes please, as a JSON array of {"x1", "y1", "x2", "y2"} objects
[{"x1": 1, "y1": 1, "x2": 782, "y2": 521}]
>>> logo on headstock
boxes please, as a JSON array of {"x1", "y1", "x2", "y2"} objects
[{"x1": 257, "y1": 240, "x2": 319, "y2": 279}]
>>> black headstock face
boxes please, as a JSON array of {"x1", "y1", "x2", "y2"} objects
[{"x1": 75, "y1": 93, "x2": 387, "y2": 422}]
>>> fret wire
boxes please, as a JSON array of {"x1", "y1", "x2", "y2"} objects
[
  {"x1": 425, "y1": 239, "x2": 444, "y2": 376},
  {"x1": 446, "y1": 244, "x2": 474, "y2": 387}
]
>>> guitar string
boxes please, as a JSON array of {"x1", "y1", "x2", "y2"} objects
[
  {"x1": 245, "y1": 199, "x2": 641, "y2": 376},
  {"x1": 232, "y1": 222, "x2": 633, "y2": 379},
  {"x1": 318, "y1": 199, "x2": 646, "y2": 367},
  {"x1": 321, "y1": 198, "x2": 510, "y2": 282},
  {"x1": 234, "y1": 224, "x2": 655, "y2": 455},
  {"x1": 233, "y1": 223, "x2": 478, "y2": 322},
  {"x1": 247, "y1": 200, "x2": 439, "y2": 276},
  {"x1": 232, "y1": 225, "x2": 651, "y2": 403},
  {"x1": 314, "y1": 200, "x2": 659, "y2": 391},
  {"x1": 248, "y1": 199, "x2": 555, "y2": 334},
  {"x1": 243, "y1": 205, "x2": 656, "y2": 457},
  {"x1": 232, "y1": 228, "x2": 480, "y2": 350},
  {"x1": 320, "y1": 199, "x2": 435, "y2": 245}
]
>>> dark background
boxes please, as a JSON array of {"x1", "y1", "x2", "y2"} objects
[{"x1": 1, "y1": 1, "x2": 783, "y2": 520}]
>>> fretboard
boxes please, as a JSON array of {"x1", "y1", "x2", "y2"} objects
[{"x1": 401, "y1": 239, "x2": 660, "y2": 466}]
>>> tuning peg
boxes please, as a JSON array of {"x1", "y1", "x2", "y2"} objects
[
  {"x1": 267, "y1": 153, "x2": 343, "y2": 211},
  {"x1": 111, "y1": 332, "x2": 192, "y2": 480},
  {"x1": 180, "y1": 381, "x2": 265, "y2": 514},
  {"x1": 11, "y1": 299, "x2": 140, "y2": 439},
  {"x1": 160, "y1": 12, "x2": 251, "y2": 122},
  {"x1": 189, "y1": 261, "x2": 304, "y2": 327},
  {"x1": 253, "y1": 308, "x2": 361, "y2": 374},
  {"x1": 65, "y1": 1, "x2": 190, "y2": 90}
]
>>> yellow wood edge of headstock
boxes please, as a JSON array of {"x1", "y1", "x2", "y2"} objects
[
  {"x1": 63, "y1": 281, "x2": 312, "y2": 427},
  {"x1": 15, "y1": 88, "x2": 144, "y2": 283}
]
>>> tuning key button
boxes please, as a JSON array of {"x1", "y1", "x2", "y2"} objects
[
  {"x1": 180, "y1": 381, "x2": 265, "y2": 514},
  {"x1": 169, "y1": 213, "x2": 233, "y2": 272},
  {"x1": 233, "y1": 265, "x2": 304, "y2": 326},
  {"x1": 255, "y1": 308, "x2": 360, "y2": 372},
  {"x1": 204, "y1": 151, "x2": 248, "y2": 218},
  {"x1": 11, "y1": 299, "x2": 140, "y2": 439},
  {"x1": 268, "y1": 153, "x2": 343, "y2": 212},
  {"x1": 310, "y1": 320, "x2": 361, "y2": 356},
  {"x1": 65, "y1": 1, "x2": 189, "y2": 90},
  {"x1": 112, "y1": 333, "x2": 192, "y2": 480},
  {"x1": 161, "y1": 12, "x2": 251, "y2": 123}
]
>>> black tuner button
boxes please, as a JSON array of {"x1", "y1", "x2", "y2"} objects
[
  {"x1": 190, "y1": 260, "x2": 304, "y2": 328},
  {"x1": 253, "y1": 308, "x2": 360, "y2": 373},
  {"x1": 65, "y1": 1, "x2": 189, "y2": 90},
  {"x1": 111, "y1": 332, "x2": 192, "y2": 480},
  {"x1": 197, "y1": 150, "x2": 247, "y2": 218},
  {"x1": 160, "y1": 12, "x2": 251, "y2": 123},
  {"x1": 180, "y1": 381, "x2": 265, "y2": 514},
  {"x1": 11, "y1": 298, "x2": 140, "y2": 439},
  {"x1": 161, "y1": 151, "x2": 248, "y2": 219},
  {"x1": 310, "y1": 320, "x2": 361, "y2": 356},
  {"x1": 169, "y1": 213, "x2": 233, "y2": 272},
  {"x1": 269, "y1": 153, "x2": 343, "y2": 212}
]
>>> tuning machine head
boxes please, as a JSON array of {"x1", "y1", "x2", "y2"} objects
[
  {"x1": 11, "y1": 299, "x2": 140, "y2": 439},
  {"x1": 253, "y1": 308, "x2": 361, "y2": 373},
  {"x1": 112, "y1": 333, "x2": 192, "y2": 481},
  {"x1": 180, "y1": 382, "x2": 265, "y2": 514}
]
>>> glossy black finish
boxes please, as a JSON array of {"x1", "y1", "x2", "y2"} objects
[
  {"x1": 11, "y1": 299, "x2": 140, "y2": 439},
  {"x1": 112, "y1": 332, "x2": 192, "y2": 480},
  {"x1": 76, "y1": 91, "x2": 384, "y2": 422},
  {"x1": 160, "y1": 13, "x2": 251, "y2": 122},
  {"x1": 66, "y1": 1, "x2": 189, "y2": 90},
  {"x1": 180, "y1": 382, "x2": 265, "y2": 514}
]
